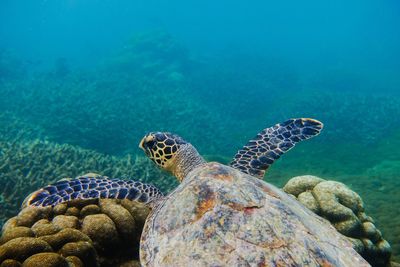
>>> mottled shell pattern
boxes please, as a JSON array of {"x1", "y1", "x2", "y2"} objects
[{"x1": 140, "y1": 162, "x2": 369, "y2": 267}]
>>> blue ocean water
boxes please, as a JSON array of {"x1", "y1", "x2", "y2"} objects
[{"x1": 0, "y1": 0, "x2": 399, "y2": 262}]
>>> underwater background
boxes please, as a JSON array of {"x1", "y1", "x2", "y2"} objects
[{"x1": 0, "y1": 0, "x2": 399, "y2": 261}]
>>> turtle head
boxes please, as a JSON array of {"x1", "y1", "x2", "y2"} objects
[
  {"x1": 139, "y1": 132, "x2": 205, "y2": 182},
  {"x1": 139, "y1": 132, "x2": 187, "y2": 168}
]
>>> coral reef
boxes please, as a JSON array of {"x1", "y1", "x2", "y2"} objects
[
  {"x1": 0, "y1": 113, "x2": 45, "y2": 143},
  {"x1": 0, "y1": 138, "x2": 176, "y2": 226},
  {"x1": 0, "y1": 32, "x2": 225, "y2": 156},
  {"x1": 0, "y1": 197, "x2": 149, "y2": 267},
  {"x1": 0, "y1": 173, "x2": 397, "y2": 266},
  {"x1": 190, "y1": 54, "x2": 400, "y2": 150},
  {"x1": 283, "y1": 175, "x2": 392, "y2": 267},
  {"x1": 2, "y1": 32, "x2": 400, "y2": 157}
]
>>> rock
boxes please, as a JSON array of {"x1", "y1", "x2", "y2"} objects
[
  {"x1": 30, "y1": 220, "x2": 60, "y2": 237},
  {"x1": 100, "y1": 199, "x2": 136, "y2": 244},
  {"x1": 333, "y1": 217, "x2": 361, "y2": 237},
  {"x1": 52, "y1": 216, "x2": 78, "y2": 230},
  {"x1": 0, "y1": 237, "x2": 52, "y2": 262},
  {"x1": 81, "y1": 214, "x2": 119, "y2": 252},
  {"x1": 0, "y1": 227, "x2": 34, "y2": 244},
  {"x1": 1, "y1": 219, "x2": 18, "y2": 236},
  {"x1": 314, "y1": 181, "x2": 364, "y2": 214},
  {"x1": 0, "y1": 197, "x2": 149, "y2": 266},
  {"x1": 16, "y1": 207, "x2": 52, "y2": 228},
  {"x1": 297, "y1": 191, "x2": 319, "y2": 213},
  {"x1": 120, "y1": 200, "x2": 150, "y2": 228},
  {"x1": 377, "y1": 240, "x2": 392, "y2": 256},
  {"x1": 65, "y1": 207, "x2": 80, "y2": 217},
  {"x1": 0, "y1": 259, "x2": 21, "y2": 267},
  {"x1": 284, "y1": 176, "x2": 393, "y2": 266},
  {"x1": 65, "y1": 256, "x2": 84, "y2": 267},
  {"x1": 362, "y1": 222, "x2": 380, "y2": 243},
  {"x1": 80, "y1": 205, "x2": 100, "y2": 217},
  {"x1": 52, "y1": 204, "x2": 67, "y2": 216},
  {"x1": 38, "y1": 229, "x2": 91, "y2": 250},
  {"x1": 283, "y1": 175, "x2": 324, "y2": 197},
  {"x1": 22, "y1": 252, "x2": 68, "y2": 267},
  {"x1": 59, "y1": 241, "x2": 97, "y2": 266}
]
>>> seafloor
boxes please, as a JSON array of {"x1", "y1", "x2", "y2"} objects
[{"x1": 0, "y1": 32, "x2": 399, "y2": 262}]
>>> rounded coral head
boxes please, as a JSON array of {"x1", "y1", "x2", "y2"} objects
[{"x1": 139, "y1": 132, "x2": 188, "y2": 169}]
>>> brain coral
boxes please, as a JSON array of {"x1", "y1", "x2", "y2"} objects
[
  {"x1": 283, "y1": 175, "x2": 392, "y2": 267},
  {"x1": 0, "y1": 194, "x2": 149, "y2": 267}
]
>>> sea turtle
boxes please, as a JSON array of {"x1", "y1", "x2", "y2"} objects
[{"x1": 25, "y1": 118, "x2": 369, "y2": 266}]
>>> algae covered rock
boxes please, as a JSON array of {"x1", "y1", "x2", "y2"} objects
[
  {"x1": 0, "y1": 198, "x2": 151, "y2": 267},
  {"x1": 284, "y1": 175, "x2": 392, "y2": 266}
]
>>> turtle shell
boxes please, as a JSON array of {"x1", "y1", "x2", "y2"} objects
[{"x1": 140, "y1": 162, "x2": 369, "y2": 266}]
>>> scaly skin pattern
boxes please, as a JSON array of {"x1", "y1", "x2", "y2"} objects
[
  {"x1": 24, "y1": 174, "x2": 164, "y2": 207},
  {"x1": 140, "y1": 163, "x2": 370, "y2": 267},
  {"x1": 230, "y1": 118, "x2": 323, "y2": 178}
]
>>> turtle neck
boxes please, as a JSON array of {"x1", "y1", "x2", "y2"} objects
[{"x1": 170, "y1": 144, "x2": 206, "y2": 182}]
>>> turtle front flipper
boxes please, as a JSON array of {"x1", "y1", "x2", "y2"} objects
[
  {"x1": 230, "y1": 118, "x2": 323, "y2": 178},
  {"x1": 23, "y1": 174, "x2": 164, "y2": 207}
]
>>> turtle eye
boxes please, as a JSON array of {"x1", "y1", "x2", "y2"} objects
[
  {"x1": 146, "y1": 139, "x2": 156, "y2": 149},
  {"x1": 141, "y1": 134, "x2": 157, "y2": 150}
]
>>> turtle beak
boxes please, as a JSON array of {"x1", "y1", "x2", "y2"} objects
[{"x1": 139, "y1": 137, "x2": 145, "y2": 150}]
